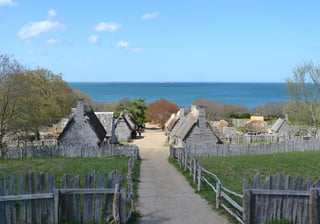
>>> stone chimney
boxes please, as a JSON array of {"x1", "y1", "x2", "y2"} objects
[
  {"x1": 75, "y1": 99, "x2": 85, "y2": 121},
  {"x1": 179, "y1": 107, "x2": 185, "y2": 119},
  {"x1": 198, "y1": 105, "x2": 206, "y2": 128}
]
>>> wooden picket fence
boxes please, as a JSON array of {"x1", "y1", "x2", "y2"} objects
[
  {"x1": 184, "y1": 138, "x2": 320, "y2": 157},
  {"x1": 243, "y1": 174, "x2": 320, "y2": 224},
  {"x1": 171, "y1": 147, "x2": 320, "y2": 224},
  {"x1": 2, "y1": 144, "x2": 139, "y2": 159},
  {"x1": 0, "y1": 153, "x2": 137, "y2": 224}
]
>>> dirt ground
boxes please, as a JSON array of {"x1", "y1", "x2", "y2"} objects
[{"x1": 132, "y1": 124, "x2": 230, "y2": 224}]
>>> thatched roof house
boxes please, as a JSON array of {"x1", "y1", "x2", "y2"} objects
[
  {"x1": 171, "y1": 106, "x2": 222, "y2": 147},
  {"x1": 243, "y1": 120, "x2": 270, "y2": 134},
  {"x1": 95, "y1": 112, "x2": 117, "y2": 144},
  {"x1": 114, "y1": 111, "x2": 137, "y2": 142},
  {"x1": 58, "y1": 100, "x2": 106, "y2": 147}
]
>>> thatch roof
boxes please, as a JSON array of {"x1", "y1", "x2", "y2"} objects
[
  {"x1": 243, "y1": 120, "x2": 270, "y2": 134},
  {"x1": 216, "y1": 120, "x2": 228, "y2": 131},
  {"x1": 95, "y1": 112, "x2": 114, "y2": 137},
  {"x1": 271, "y1": 118, "x2": 286, "y2": 132},
  {"x1": 174, "y1": 108, "x2": 199, "y2": 140}
]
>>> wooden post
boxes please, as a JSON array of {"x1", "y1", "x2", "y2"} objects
[
  {"x1": 216, "y1": 182, "x2": 221, "y2": 209},
  {"x1": 243, "y1": 189, "x2": 252, "y2": 224},
  {"x1": 309, "y1": 188, "x2": 319, "y2": 224},
  {"x1": 193, "y1": 159, "x2": 197, "y2": 183},
  {"x1": 120, "y1": 189, "x2": 126, "y2": 224},
  {"x1": 189, "y1": 156, "x2": 192, "y2": 176},
  {"x1": 197, "y1": 164, "x2": 202, "y2": 191},
  {"x1": 184, "y1": 150, "x2": 188, "y2": 171},
  {"x1": 113, "y1": 184, "x2": 120, "y2": 224},
  {"x1": 53, "y1": 189, "x2": 59, "y2": 224}
]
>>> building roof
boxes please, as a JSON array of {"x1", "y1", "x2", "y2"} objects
[
  {"x1": 115, "y1": 111, "x2": 136, "y2": 131},
  {"x1": 174, "y1": 107, "x2": 199, "y2": 140},
  {"x1": 58, "y1": 100, "x2": 106, "y2": 144},
  {"x1": 95, "y1": 112, "x2": 114, "y2": 137},
  {"x1": 271, "y1": 118, "x2": 286, "y2": 132}
]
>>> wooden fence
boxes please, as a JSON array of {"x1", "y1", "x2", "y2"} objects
[
  {"x1": 243, "y1": 174, "x2": 320, "y2": 224},
  {"x1": 2, "y1": 144, "x2": 139, "y2": 159},
  {"x1": 0, "y1": 153, "x2": 137, "y2": 224},
  {"x1": 170, "y1": 146, "x2": 244, "y2": 223},
  {"x1": 171, "y1": 147, "x2": 320, "y2": 224},
  {"x1": 184, "y1": 138, "x2": 320, "y2": 157}
]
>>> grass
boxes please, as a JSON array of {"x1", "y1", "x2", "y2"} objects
[
  {"x1": 197, "y1": 151, "x2": 320, "y2": 193},
  {"x1": 0, "y1": 156, "x2": 130, "y2": 188},
  {"x1": 170, "y1": 150, "x2": 320, "y2": 223}
]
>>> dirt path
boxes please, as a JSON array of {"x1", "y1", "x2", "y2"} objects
[{"x1": 132, "y1": 124, "x2": 230, "y2": 224}]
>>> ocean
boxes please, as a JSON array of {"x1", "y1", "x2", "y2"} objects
[{"x1": 68, "y1": 82, "x2": 290, "y2": 109}]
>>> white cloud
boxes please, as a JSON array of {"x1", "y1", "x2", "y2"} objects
[
  {"x1": 115, "y1": 40, "x2": 129, "y2": 49},
  {"x1": 94, "y1": 22, "x2": 122, "y2": 32},
  {"x1": 115, "y1": 40, "x2": 142, "y2": 53},
  {"x1": 88, "y1": 35, "x2": 100, "y2": 44},
  {"x1": 18, "y1": 20, "x2": 64, "y2": 40},
  {"x1": 48, "y1": 9, "x2": 57, "y2": 19},
  {"x1": 47, "y1": 38, "x2": 61, "y2": 45},
  {"x1": 141, "y1": 12, "x2": 160, "y2": 20},
  {"x1": 0, "y1": 0, "x2": 18, "y2": 7}
]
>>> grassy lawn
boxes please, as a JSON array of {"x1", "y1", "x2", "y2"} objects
[
  {"x1": 197, "y1": 151, "x2": 320, "y2": 193},
  {"x1": 171, "y1": 150, "x2": 320, "y2": 223},
  {"x1": 0, "y1": 156, "x2": 131, "y2": 188}
]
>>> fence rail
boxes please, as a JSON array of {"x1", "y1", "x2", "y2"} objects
[
  {"x1": 0, "y1": 151, "x2": 138, "y2": 224},
  {"x1": 171, "y1": 146, "x2": 244, "y2": 223},
  {"x1": 171, "y1": 146, "x2": 320, "y2": 224}
]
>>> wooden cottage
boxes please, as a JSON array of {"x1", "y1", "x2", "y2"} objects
[
  {"x1": 114, "y1": 111, "x2": 137, "y2": 142},
  {"x1": 271, "y1": 118, "x2": 291, "y2": 140},
  {"x1": 172, "y1": 106, "x2": 222, "y2": 147},
  {"x1": 58, "y1": 100, "x2": 107, "y2": 147},
  {"x1": 168, "y1": 107, "x2": 186, "y2": 144},
  {"x1": 95, "y1": 112, "x2": 117, "y2": 144}
]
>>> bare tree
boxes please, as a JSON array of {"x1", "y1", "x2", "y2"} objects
[{"x1": 286, "y1": 60, "x2": 320, "y2": 136}]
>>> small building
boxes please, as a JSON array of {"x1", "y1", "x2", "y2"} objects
[
  {"x1": 114, "y1": 111, "x2": 137, "y2": 142},
  {"x1": 95, "y1": 112, "x2": 117, "y2": 144},
  {"x1": 172, "y1": 106, "x2": 222, "y2": 147},
  {"x1": 58, "y1": 100, "x2": 107, "y2": 147},
  {"x1": 271, "y1": 118, "x2": 291, "y2": 140}
]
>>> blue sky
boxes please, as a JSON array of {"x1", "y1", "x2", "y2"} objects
[{"x1": 1, "y1": 0, "x2": 319, "y2": 82}]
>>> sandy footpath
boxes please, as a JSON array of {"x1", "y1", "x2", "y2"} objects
[{"x1": 132, "y1": 124, "x2": 230, "y2": 224}]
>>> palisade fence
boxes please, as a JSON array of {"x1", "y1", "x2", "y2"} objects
[
  {"x1": 0, "y1": 152, "x2": 138, "y2": 224},
  {"x1": 170, "y1": 147, "x2": 320, "y2": 224},
  {"x1": 2, "y1": 144, "x2": 139, "y2": 159},
  {"x1": 184, "y1": 138, "x2": 320, "y2": 157}
]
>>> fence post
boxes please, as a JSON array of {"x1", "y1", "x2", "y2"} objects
[
  {"x1": 309, "y1": 188, "x2": 319, "y2": 224},
  {"x1": 193, "y1": 159, "x2": 197, "y2": 183},
  {"x1": 53, "y1": 189, "x2": 59, "y2": 224},
  {"x1": 216, "y1": 182, "x2": 221, "y2": 209},
  {"x1": 184, "y1": 150, "x2": 188, "y2": 171},
  {"x1": 243, "y1": 189, "x2": 252, "y2": 224},
  {"x1": 189, "y1": 156, "x2": 192, "y2": 176},
  {"x1": 120, "y1": 189, "x2": 126, "y2": 224},
  {"x1": 113, "y1": 184, "x2": 120, "y2": 224},
  {"x1": 197, "y1": 164, "x2": 202, "y2": 191}
]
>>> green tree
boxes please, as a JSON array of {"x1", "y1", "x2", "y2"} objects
[
  {"x1": 0, "y1": 54, "x2": 75, "y2": 152},
  {"x1": 116, "y1": 98, "x2": 147, "y2": 125},
  {"x1": 286, "y1": 60, "x2": 320, "y2": 134}
]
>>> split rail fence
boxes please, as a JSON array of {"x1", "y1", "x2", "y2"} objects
[
  {"x1": 171, "y1": 146, "x2": 320, "y2": 224},
  {"x1": 0, "y1": 152, "x2": 137, "y2": 224}
]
